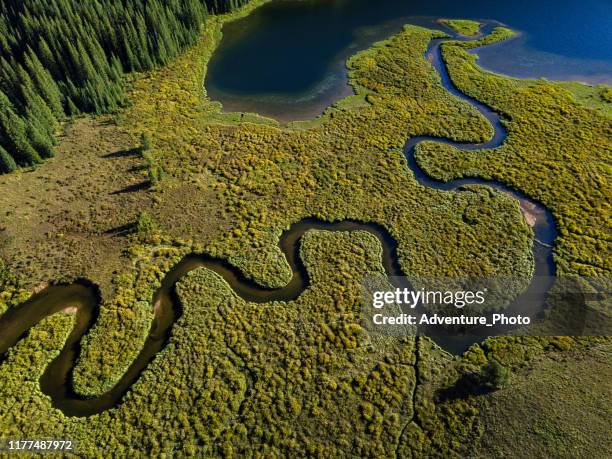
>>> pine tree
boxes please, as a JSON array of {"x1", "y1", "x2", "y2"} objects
[
  {"x1": 24, "y1": 48, "x2": 64, "y2": 117},
  {"x1": 17, "y1": 66, "x2": 57, "y2": 139},
  {"x1": 37, "y1": 37, "x2": 58, "y2": 74},
  {"x1": 26, "y1": 122, "x2": 54, "y2": 158},
  {"x1": 65, "y1": 96, "x2": 79, "y2": 116},
  {"x1": 0, "y1": 144, "x2": 17, "y2": 172}
]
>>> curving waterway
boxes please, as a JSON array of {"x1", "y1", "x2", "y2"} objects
[
  {"x1": 405, "y1": 24, "x2": 557, "y2": 265},
  {"x1": 403, "y1": 24, "x2": 557, "y2": 350},
  {"x1": 0, "y1": 27, "x2": 558, "y2": 417}
]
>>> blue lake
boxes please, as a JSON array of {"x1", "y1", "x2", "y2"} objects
[{"x1": 206, "y1": 0, "x2": 612, "y2": 120}]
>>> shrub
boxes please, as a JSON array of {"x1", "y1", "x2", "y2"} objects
[
  {"x1": 478, "y1": 360, "x2": 511, "y2": 390},
  {"x1": 136, "y1": 211, "x2": 156, "y2": 235}
]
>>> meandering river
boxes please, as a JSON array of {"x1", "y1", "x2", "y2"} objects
[{"x1": 0, "y1": 20, "x2": 560, "y2": 416}]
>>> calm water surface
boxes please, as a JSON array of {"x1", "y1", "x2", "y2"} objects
[{"x1": 206, "y1": 0, "x2": 612, "y2": 120}]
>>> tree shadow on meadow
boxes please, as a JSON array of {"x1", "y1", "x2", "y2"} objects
[
  {"x1": 102, "y1": 147, "x2": 141, "y2": 159},
  {"x1": 109, "y1": 180, "x2": 150, "y2": 195}
]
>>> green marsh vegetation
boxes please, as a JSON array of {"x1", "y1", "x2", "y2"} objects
[
  {"x1": 475, "y1": 342, "x2": 612, "y2": 457},
  {"x1": 1, "y1": 230, "x2": 564, "y2": 457},
  {"x1": 67, "y1": 17, "x2": 535, "y2": 398},
  {"x1": 0, "y1": 2, "x2": 609, "y2": 455},
  {"x1": 415, "y1": 28, "x2": 611, "y2": 277},
  {"x1": 65, "y1": 15, "x2": 533, "y2": 400},
  {"x1": 123, "y1": 20, "x2": 531, "y2": 289},
  {"x1": 439, "y1": 19, "x2": 482, "y2": 36}
]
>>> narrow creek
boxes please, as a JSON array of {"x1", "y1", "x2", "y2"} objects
[
  {"x1": 0, "y1": 26, "x2": 557, "y2": 417},
  {"x1": 403, "y1": 24, "x2": 557, "y2": 351}
]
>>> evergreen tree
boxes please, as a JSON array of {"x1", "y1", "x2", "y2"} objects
[
  {"x1": 24, "y1": 48, "x2": 64, "y2": 117},
  {"x1": 26, "y1": 122, "x2": 54, "y2": 158},
  {"x1": 65, "y1": 97, "x2": 79, "y2": 117},
  {"x1": 0, "y1": 144, "x2": 17, "y2": 172},
  {"x1": 478, "y1": 361, "x2": 512, "y2": 390}
]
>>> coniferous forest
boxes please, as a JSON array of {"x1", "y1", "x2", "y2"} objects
[{"x1": 0, "y1": 0, "x2": 250, "y2": 172}]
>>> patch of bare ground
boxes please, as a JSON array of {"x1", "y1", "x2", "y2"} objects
[
  {"x1": 154, "y1": 180, "x2": 231, "y2": 243},
  {"x1": 0, "y1": 117, "x2": 150, "y2": 297}
]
